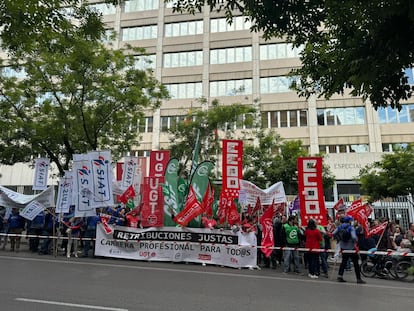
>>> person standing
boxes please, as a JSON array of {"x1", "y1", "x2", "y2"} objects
[
  {"x1": 8, "y1": 208, "x2": 26, "y2": 252},
  {"x1": 64, "y1": 217, "x2": 83, "y2": 258},
  {"x1": 83, "y1": 210, "x2": 101, "y2": 258},
  {"x1": 281, "y1": 215, "x2": 301, "y2": 274},
  {"x1": 333, "y1": 216, "x2": 366, "y2": 284},
  {"x1": 304, "y1": 219, "x2": 323, "y2": 279}
]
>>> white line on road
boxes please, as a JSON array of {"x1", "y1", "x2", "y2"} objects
[{"x1": 15, "y1": 298, "x2": 128, "y2": 311}]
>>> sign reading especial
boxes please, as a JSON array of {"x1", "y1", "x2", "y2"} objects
[{"x1": 95, "y1": 224, "x2": 257, "y2": 268}]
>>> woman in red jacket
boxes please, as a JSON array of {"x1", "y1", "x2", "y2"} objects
[{"x1": 304, "y1": 218, "x2": 323, "y2": 279}]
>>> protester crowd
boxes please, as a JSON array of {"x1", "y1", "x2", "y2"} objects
[{"x1": 1, "y1": 204, "x2": 413, "y2": 284}]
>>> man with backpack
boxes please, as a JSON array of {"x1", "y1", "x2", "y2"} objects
[{"x1": 333, "y1": 215, "x2": 366, "y2": 284}]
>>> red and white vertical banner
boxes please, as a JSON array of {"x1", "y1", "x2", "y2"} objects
[
  {"x1": 219, "y1": 140, "x2": 243, "y2": 223},
  {"x1": 141, "y1": 150, "x2": 170, "y2": 227},
  {"x1": 297, "y1": 157, "x2": 327, "y2": 226},
  {"x1": 33, "y1": 158, "x2": 50, "y2": 191},
  {"x1": 221, "y1": 140, "x2": 243, "y2": 198}
]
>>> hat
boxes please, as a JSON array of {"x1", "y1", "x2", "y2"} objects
[{"x1": 343, "y1": 215, "x2": 353, "y2": 223}]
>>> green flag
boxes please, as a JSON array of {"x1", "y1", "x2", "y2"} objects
[
  {"x1": 162, "y1": 158, "x2": 179, "y2": 226},
  {"x1": 190, "y1": 128, "x2": 200, "y2": 178},
  {"x1": 188, "y1": 160, "x2": 214, "y2": 227}
]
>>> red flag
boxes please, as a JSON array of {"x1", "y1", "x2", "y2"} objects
[
  {"x1": 346, "y1": 199, "x2": 364, "y2": 216},
  {"x1": 227, "y1": 199, "x2": 241, "y2": 226},
  {"x1": 260, "y1": 204, "x2": 276, "y2": 258},
  {"x1": 201, "y1": 183, "x2": 214, "y2": 217},
  {"x1": 173, "y1": 186, "x2": 204, "y2": 226},
  {"x1": 333, "y1": 198, "x2": 345, "y2": 211},
  {"x1": 119, "y1": 185, "x2": 136, "y2": 204},
  {"x1": 251, "y1": 196, "x2": 262, "y2": 215},
  {"x1": 217, "y1": 192, "x2": 228, "y2": 224},
  {"x1": 367, "y1": 221, "x2": 388, "y2": 238},
  {"x1": 100, "y1": 214, "x2": 113, "y2": 234},
  {"x1": 364, "y1": 203, "x2": 373, "y2": 217},
  {"x1": 274, "y1": 202, "x2": 286, "y2": 215}
]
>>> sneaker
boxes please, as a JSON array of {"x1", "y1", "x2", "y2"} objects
[
  {"x1": 312, "y1": 275, "x2": 319, "y2": 279},
  {"x1": 357, "y1": 279, "x2": 366, "y2": 284},
  {"x1": 337, "y1": 277, "x2": 346, "y2": 283},
  {"x1": 308, "y1": 273, "x2": 313, "y2": 278},
  {"x1": 67, "y1": 254, "x2": 70, "y2": 258}
]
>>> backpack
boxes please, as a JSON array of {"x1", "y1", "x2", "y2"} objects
[{"x1": 336, "y1": 225, "x2": 352, "y2": 242}]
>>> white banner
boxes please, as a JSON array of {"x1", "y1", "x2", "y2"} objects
[
  {"x1": 121, "y1": 156, "x2": 138, "y2": 189},
  {"x1": 95, "y1": 224, "x2": 257, "y2": 268},
  {"x1": 33, "y1": 158, "x2": 50, "y2": 191},
  {"x1": 56, "y1": 171, "x2": 73, "y2": 214},
  {"x1": 20, "y1": 200, "x2": 45, "y2": 221},
  {"x1": 88, "y1": 150, "x2": 114, "y2": 207},
  {"x1": 73, "y1": 153, "x2": 95, "y2": 213},
  {"x1": 0, "y1": 186, "x2": 55, "y2": 209},
  {"x1": 239, "y1": 180, "x2": 286, "y2": 206}
]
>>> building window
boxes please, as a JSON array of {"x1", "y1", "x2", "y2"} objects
[
  {"x1": 260, "y1": 76, "x2": 299, "y2": 93},
  {"x1": 134, "y1": 54, "x2": 156, "y2": 70},
  {"x1": 378, "y1": 104, "x2": 414, "y2": 123},
  {"x1": 210, "y1": 79, "x2": 252, "y2": 97},
  {"x1": 165, "y1": 82, "x2": 203, "y2": 99},
  {"x1": 261, "y1": 110, "x2": 308, "y2": 128},
  {"x1": 124, "y1": 0, "x2": 159, "y2": 12},
  {"x1": 260, "y1": 43, "x2": 303, "y2": 60},
  {"x1": 163, "y1": 51, "x2": 203, "y2": 68},
  {"x1": 317, "y1": 107, "x2": 366, "y2": 125},
  {"x1": 88, "y1": 2, "x2": 116, "y2": 15},
  {"x1": 121, "y1": 25, "x2": 157, "y2": 41},
  {"x1": 160, "y1": 115, "x2": 186, "y2": 132},
  {"x1": 138, "y1": 117, "x2": 153, "y2": 133},
  {"x1": 210, "y1": 16, "x2": 251, "y2": 33},
  {"x1": 164, "y1": 20, "x2": 203, "y2": 37},
  {"x1": 382, "y1": 143, "x2": 408, "y2": 152},
  {"x1": 210, "y1": 46, "x2": 252, "y2": 64},
  {"x1": 319, "y1": 144, "x2": 369, "y2": 153}
]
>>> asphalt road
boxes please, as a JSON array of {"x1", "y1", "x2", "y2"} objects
[{"x1": 0, "y1": 251, "x2": 412, "y2": 311}]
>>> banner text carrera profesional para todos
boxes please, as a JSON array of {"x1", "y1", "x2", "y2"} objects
[{"x1": 95, "y1": 224, "x2": 257, "y2": 268}]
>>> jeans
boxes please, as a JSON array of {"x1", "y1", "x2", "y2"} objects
[
  {"x1": 284, "y1": 247, "x2": 300, "y2": 273},
  {"x1": 338, "y1": 252, "x2": 362, "y2": 279},
  {"x1": 308, "y1": 252, "x2": 319, "y2": 275},
  {"x1": 83, "y1": 228, "x2": 96, "y2": 257}
]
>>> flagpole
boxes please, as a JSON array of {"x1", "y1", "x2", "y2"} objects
[{"x1": 375, "y1": 222, "x2": 388, "y2": 249}]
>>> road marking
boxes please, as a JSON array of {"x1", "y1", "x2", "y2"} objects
[
  {"x1": 15, "y1": 298, "x2": 128, "y2": 311},
  {"x1": 3, "y1": 255, "x2": 413, "y2": 292}
]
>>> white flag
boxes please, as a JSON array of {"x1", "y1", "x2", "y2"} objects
[
  {"x1": 20, "y1": 200, "x2": 45, "y2": 221},
  {"x1": 33, "y1": 158, "x2": 50, "y2": 191},
  {"x1": 56, "y1": 171, "x2": 73, "y2": 214}
]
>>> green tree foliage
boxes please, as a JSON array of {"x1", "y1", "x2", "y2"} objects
[
  {"x1": 243, "y1": 130, "x2": 335, "y2": 193},
  {"x1": 167, "y1": 98, "x2": 256, "y2": 177},
  {"x1": 167, "y1": 0, "x2": 414, "y2": 110},
  {"x1": 0, "y1": 5, "x2": 168, "y2": 176},
  {"x1": 358, "y1": 144, "x2": 414, "y2": 200}
]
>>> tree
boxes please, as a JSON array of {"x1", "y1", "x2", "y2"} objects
[
  {"x1": 0, "y1": 0, "x2": 117, "y2": 55},
  {"x1": 167, "y1": 98, "x2": 256, "y2": 177},
  {"x1": 358, "y1": 144, "x2": 414, "y2": 201},
  {"x1": 243, "y1": 129, "x2": 335, "y2": 193},
  {"x1": 0, "y1": 11, "x2": 168, "y2": 176},
  {"x1": 168, "y1": 0, "x2": 414, "y2": 110}
]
